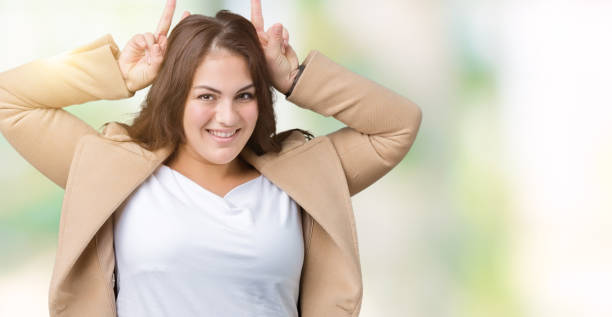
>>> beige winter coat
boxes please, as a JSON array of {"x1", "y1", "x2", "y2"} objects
[{"x1": 0, "y1": 34, "x2": 422, "y2": 316}]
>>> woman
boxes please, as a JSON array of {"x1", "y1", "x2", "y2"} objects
[{"x1": 0, "y1": 0, "x2": 422, "y2": 316}]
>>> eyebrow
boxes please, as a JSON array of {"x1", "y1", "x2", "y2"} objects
[{"x1": 193, "y1": 83, "x2": 255, "y2": 94}]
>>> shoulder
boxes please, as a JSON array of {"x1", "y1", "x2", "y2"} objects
[
  {"x1": 87, "y1": 121, "x2": 154, "y2": 158},
  {"x1": 100, "y1": 121, "x2": 131, "y2": 141},
  {"x1": 277, "y1": 129, "x2": 316, "y2": 154}
]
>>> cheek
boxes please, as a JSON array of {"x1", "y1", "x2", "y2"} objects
[
  {"x1": 183, "y1": 103, "x2": 212, "y2": 130},
  {"x1": 244, "y1": 104, "x2": 259, "y2": 128}
]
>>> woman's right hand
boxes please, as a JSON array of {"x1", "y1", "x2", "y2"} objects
[{"x1": 118, "y1": 0, "x2": 189, "y2": 93}]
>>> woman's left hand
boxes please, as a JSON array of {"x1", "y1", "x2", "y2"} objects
[{"x1": 250, "y1": 0, "x2": 300, "y2": 95}]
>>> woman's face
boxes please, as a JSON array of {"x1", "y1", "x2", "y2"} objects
[{"x1": 181, "y1": 48, "x2": 258, "y2": 165}]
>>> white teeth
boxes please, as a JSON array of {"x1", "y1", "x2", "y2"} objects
[{"x1": 208, "y1": 129, "x2": 237, "y2": 138}]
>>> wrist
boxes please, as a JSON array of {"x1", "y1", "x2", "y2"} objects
[
  {"x1": 118, "y1": 61, "x2": 136, "y2": 94},
  {"x1": 284, "y1": 64, "x2": 305, "y2": 98}
]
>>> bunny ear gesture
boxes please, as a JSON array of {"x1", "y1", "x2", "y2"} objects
[
  {"x1": 155, "y1": 0, "x2": 191, "y2": 40},
  {"x1": 250, "y1": 0, "x2": 300, "y2": 95},
  {"x1": 117, "y1": 0, "x2": 298, "y2": 94},
  {"x1": 118, "y1": 0, "x2": 190, "y2": 93},
  {"x1": 250, "y1": 0, "x2": 265, "y2": 34},
  {"x1": 155, "y1": 0, "x2": 177, "y2": 40}
]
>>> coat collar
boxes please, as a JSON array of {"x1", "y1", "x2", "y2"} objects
[{"x1": 52, "y1": 127, "x2": 359, "y2": 288}]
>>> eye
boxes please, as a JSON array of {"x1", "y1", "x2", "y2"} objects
[
  {"x1": 197, "y1": 94, "x2": 215, "y2": 101},
  {"x1": 237, "y1": 92, "x2": 255, "y2": 101}
]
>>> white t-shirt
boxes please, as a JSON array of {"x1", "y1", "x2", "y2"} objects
[{"x1": 113, "y1": 164, "x2": 304, "y2": 316}]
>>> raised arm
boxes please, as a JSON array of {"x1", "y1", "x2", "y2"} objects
[
  {"x1": 288, "y1": 51, "x2": 422, "y2": 196},
  {"x1": 250, "y1": 0, "x2": 422, "y2": 196},
  {"x1": 0, "y1": 35, "x2": 132, "y2": 189},
  {"x1": 0, "y1": 0, "x2": 181, "y2": 189}
]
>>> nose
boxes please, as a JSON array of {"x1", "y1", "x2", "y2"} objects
[{"x1": 214, "y1": 98, "x2": 239, "y2": 127}]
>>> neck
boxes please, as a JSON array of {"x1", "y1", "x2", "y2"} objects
[{"x1": 165, "y1": 144, "x2": 250, "y2": 181}]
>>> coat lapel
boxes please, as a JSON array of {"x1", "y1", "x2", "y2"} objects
[
  {"x1": 240, "y1": 136, "x2": 360, "y2": 265},
  {"x1": 52, "y1": 134, "x2": 173, "y2": 285},
  {"x1": 53, "y1": 131, "x2": 359, "y2": 290}
]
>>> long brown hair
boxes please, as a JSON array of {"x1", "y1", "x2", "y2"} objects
[{"x1": 118, "y1": 10, "x2": 312, "y2": 157}]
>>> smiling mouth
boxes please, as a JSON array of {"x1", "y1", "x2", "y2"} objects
[{"x1": 206, "y1": 129, "x2": 240, "y2": 139}]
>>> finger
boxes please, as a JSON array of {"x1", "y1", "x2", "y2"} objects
[
  {"x1": 266, "y1": 23, "x2": 284, "y2": 57},
  {"x1": 151, "y1": 43, "x2": 164, "y2": 66},
  {"x1": 250, "y1": 0, "x2": 264, "y2": 31},
  {"x1": 144, "y1": 32, "x2": 156, "y2": 65},
  {"x1": 144, "y1": 32, "x2": 156, "y2": 48},
  {"x1": 257, "y1": 30, "x2": 269, "y2": 47},
  {"x1": 281, "y1": 25, "x2": 290, "y2": 51},
  {"x1": 144, "y1": 43, "x2": 165, "y2": 87},
  {"x1": 120, "y1": 34, "x2": 147, "y2": 64},
  {"x1": 282, "y1": 25, "x2": 289, "y2": 44},
  {"x1": 131, "y1": 34, "x2": 147, "y2": 49},
  {"x1": 180, "y1": 10, "x2": 190, "y2": 22},
  {"x1": 158, "y1": 34, "x2": 168, "y2": 55},
  {"x1": 285, "y1": 44, "x2": 299, "y2": 68},
  {"x1": 156, "y1": 0, "x2": 176, "y2": 39}
]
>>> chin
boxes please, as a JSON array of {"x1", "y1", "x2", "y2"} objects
[
  {"x1": 209, "y1": 156, "x2": 237, "y2": 165},
  {"x1": 199, "y1": 148, "x2": 241, "y2": 165},
  {"x1": 184, "y1": 134, "x2": 249, "y2": 165}
]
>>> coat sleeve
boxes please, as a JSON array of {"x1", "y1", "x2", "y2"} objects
[
  {"x1": 0, "y1": 34, "x2": 134, "y2": 189},
  {"x1": 287, "y1": 50, "x2": 422, "y2": 196}
]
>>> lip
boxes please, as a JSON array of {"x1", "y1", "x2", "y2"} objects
[
  {"x1": 207, "y1": 128, "x2": 239, "y2": 133},
  {"x1": 206, "y1": 128, "x2": 240, "y2": 144}
]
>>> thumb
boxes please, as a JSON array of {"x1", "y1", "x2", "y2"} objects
[
  {"x1": 151, "y1": 43, "x2": 164, "y2": 66},
  {"x1": 158, "y1": 34, "x2": 168, "y2": 55}
]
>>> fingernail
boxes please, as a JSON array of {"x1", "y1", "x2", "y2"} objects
[{"x1": 153, "y1": 44, "x2": 160, "y2": 55}]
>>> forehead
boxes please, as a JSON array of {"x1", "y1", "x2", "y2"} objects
[{"x1": 192, "y1": 48, "x2": 253, "y2": 89}]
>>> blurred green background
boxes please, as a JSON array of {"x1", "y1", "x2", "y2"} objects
[{"x1": 1, "y1": 0, "x2": 611, "y2": 316}]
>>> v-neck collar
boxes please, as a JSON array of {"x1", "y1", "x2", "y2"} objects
[
  {"x1": 161, "y1": 164, "x2": 263, "y2": 201},
  {"x1": 53, "y1": 128, "x2": 360, "y2": 295}
]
